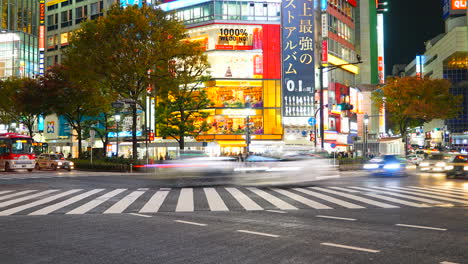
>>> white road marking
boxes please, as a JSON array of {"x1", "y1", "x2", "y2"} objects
[
  {"x1": 310, "y1": 187, "x2": 399, "y2": 208},
  {"x1": 247, "y1": 187, "x2": 297, "y2": 210},
  {"x1": 175, "y1": 188, "x2": 194, "y2": 212},
  {"x1": 137, "y1": 188, "x2": 149, "y2": 191},
  {"x1": 0, "y1": 190, "x2": 59, "y2": 208},
  {"x1": 395, "y1": 224, "x2": 447, "y2": 231},
  {"x1": 204, "y1": 188, "x2": 229, "y2": 211},
  {"x1": 271, "y1": 188, "x2": 331, "y2": 209},
  {"x1": 160, "y1": 188, "x2": 171, "y2": 191},
  {"x1": 0, "y1": 189, "x2": 81, "y2": 216},
  {"x1": 29, "y1": 189, "x2": 105, "y2": 215},
  {"x1": 225, "y1": 188, "x2": 263, "y2": 211},
  {"x1": 396, "y1": 186, "x2": 468, "y2": 200},
  {"x1": 129, "y1": 213, "x2": 152, "y2": 218},
  {"x1": 295, "y1": 188, "x2": 364, "y2": 209},
  {"x1": 0, "y1": 190, "x2": 14, "y2": 195},
  {"x1": 236, "y1": 230, "x2": 280, "y2": 238},
  {"x1": 316, "y1": 175, "x2": 341, "y2": 180},
  {"x1": 139, "y1": 190, "x2": 169, "y2": 213},
  {"x1": 330, "y1": 187, "x2": 361, "y2": 193},
  {"x1": 316, "y1": 215, "x2": 357, "y2": 221},
  {"x1": 381, "y1": 187, "x2": 468, "y2": 204},
  {"x1": 66, "y1": 189, "x2": 127, "y2": 215},
  {"x1": 350, "y1": 186, "x2": 444, "y2": 204},
  {"x1": 266, "y1": 210, "x2": 286, "y2": 214},
  {"x1": 360, "y1": 192, "x2": 430, "y2": 208},
  {"x1": 104, "y1": 190, "x2": 145, "y2": 214},
  {"x1": 419, "y1": 186, "x2": 468, "y2": 195},
  {"x1": 0, "y1": 190, "x2": 36, "y2": 202},
  {"x1": 440, "y1": 261, "x2": 460, "y2": 264},
  {"x1": 320, "y1": 242, "x2": 380, "y2": 253},
  {"x1": 174, "y1": 220, "x2": 207, "y2": 226}
]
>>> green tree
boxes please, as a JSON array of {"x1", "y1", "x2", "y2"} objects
[
  {"x1": 155, "y1": 40, "x2": 212, "y2": 150},
  {"x1": 64, "y1": 4, "x2": 188, "y2": 159},
  {"x1": 42, "y1": 65, "x2": 112, "y2": 157},
  {"x1": 0, "y1": 77, "x2": 51, "y2": 136},
  {"x1": 373, "y1": 76, "x2": 462, "y2": 155}
]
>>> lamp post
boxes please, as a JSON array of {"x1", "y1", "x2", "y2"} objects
[
  {"x1": 363, "y1": 114, "x2": 369, "y2": 158},
  {"x1": 115, "y1": 114, "x2": 121, "y2": 157},
  {"x1": 245, "y1": 103, "x2": 252, "y2": 156},
  {"x1": 318, "y1": 57, "x2": 362, "y2": 150}
]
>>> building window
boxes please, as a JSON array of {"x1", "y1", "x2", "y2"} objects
[
  {"x1": 61, "y1": 10, "x2": 73, "y2": 28},
  {"x1": 61, "y1": 0, "x2": 73, "y2": 7},
  {"x1": 47, "y1": 14, "x2": 59, "y2": 31},
  {"x1": 47, "y1": 4, "x2": 58, "y2": 11},
  {"x1": 76, "y1": 6, "x2": 88, "y2": 24}
]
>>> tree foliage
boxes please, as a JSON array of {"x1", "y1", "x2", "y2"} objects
[
  {"x1": 42, "y1": 65, "x2": 112, "y2": 157},
  {"x1": 0, "y1": 77, "x2": 51, "y2": 136},
  {"x1": 373, "y1": 76, "x2": 462, "y2": 154},
  {"x1": 64, "y1": 4, "x2": 190, "y2": 158}
]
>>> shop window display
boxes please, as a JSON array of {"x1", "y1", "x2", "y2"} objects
[
  {"x1": 207, "y1": 115, "x2": 263, "y2": 135},
  {"x1": 207, "y1": 86, "x2": 263, "y2": 108}
]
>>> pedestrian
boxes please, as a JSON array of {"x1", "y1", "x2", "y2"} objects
[
  {"x1": 67, "y1": 153, "x2": 72, "y2": 159},
  {"x1": 238, "y1": 153, "x2": 244, "y2": 162}
]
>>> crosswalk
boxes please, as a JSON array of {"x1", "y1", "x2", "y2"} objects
[{"x1": 0, "y1": 185, "x2": 466, "y2": 216}]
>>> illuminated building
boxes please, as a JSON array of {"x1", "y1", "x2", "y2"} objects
[
  {"x1": 0, "y1": 0, "x2": 40, "y2": 78},
  {"x1": 405, "y1": 1, "x2": 468, "y2": 151}
]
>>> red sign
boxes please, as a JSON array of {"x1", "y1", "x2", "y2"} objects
[
  {"x1": 347, "y1": 0, "x2": 357, "y2": 7},
  {"x1": 452, "y1": 0, "x2": 467, "y2": 9},
  {"x1": 253, "y1": 55, "x2": 263, "y2": 75},
  {"x1": 322, "y1": 40, "x2": 328, "y2": 63},
  {"x1": 39, "y1": 1, "x2": 45, "y2": 24},
  {"x1": 215, "y1": 45, "x2": 253, "y2": 50}
]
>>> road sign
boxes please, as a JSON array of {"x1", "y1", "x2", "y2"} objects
[
  {"x1": 308, "y1": 117, "x2": 316, "y2": 126},
  {"x1": 331, "y1": 143, "x2": 337, "y2": 148}
]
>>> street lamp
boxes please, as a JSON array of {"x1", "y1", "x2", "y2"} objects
[
  {"x1": 318, "y1": 57, "x2": 362, "y2": 149},
  {"x1": 363, "y1": 114, "x2": 369, "y2": 158},
  {"x1": 115, "y1": 114, "x2": 121, "y2": 157}
]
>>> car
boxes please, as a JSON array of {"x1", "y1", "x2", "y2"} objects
[
  {"x1": 418, "y1": 153, "x2": 452, "y2": 172},
  {"x1": 445, "y1": 155, "x2": 468, "y2": 179},
  {"x1": 35, "y1": 153, "x2": 74, "y2": 171},
  {"x1": 363, "y1": 155, "x2": 410, "y2": 176},
  {"x1": 407, "y1": 154, "x2": 423, "y2": 165}
]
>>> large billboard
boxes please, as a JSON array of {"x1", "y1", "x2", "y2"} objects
[
  {"x1": 443, "y1": 0, "x2": 467, "y2": 19},
  {"x1": 281, "y1": 0, "x2": 315, "y2": 118}
]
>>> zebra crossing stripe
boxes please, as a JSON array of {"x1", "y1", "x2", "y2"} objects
[
  {"x1": 271, "y1": 188, "x2": 331, "y2": 209},
  {"x1": 0, "y1": 190, "x2": 59, "y2": 208},
  {"x1": 329, "y1": 187, "x2": 361, "y2": 193},
  {"x1": 225, "y1": 187, "x2": 263, "y2": 211},
  {"x1": 66, "y1": 189, "x2": 127, "y2": 215},
  {"x1": 0, "y1": 189, "x2": 82, "y2": 216},
  {"x1": 421, "y1": 186, "x2": 468, "y2": 195},
  {"x1": 0, "y1": 190, "x2": 36, "y2": 202},
  {"x1": 381, "y1": 187, "x2": 468, "y2": 204},
  {"x1": 294, "y1": 188, "x2": 365, "y2": 209},
  {"x1": 310, "y1": 187, "x2": 399, "y2": 208},
  {"x1": 440, "y1": 186, "x2": 466, "y2": 191},
  {"x1": 139, "y1": 190, "x2": 169, "y2": 213},
  {"x1": 349, "y1": 186, "x2": 443, "y2": 204},
  {"x1": 29, "y1": 189, "x2": 105, "y2": 215},
  {"x1": 359, "y1": 192, "x2": 430, "y2": 207},
  {"x1": 0, "y1": 190, "x2": 14, "y2": 195},
  {"x1": 204, "y1": 188, "x2": 229, "y2": 211},
  {"x1": 104, "y1": 190, "x2": 145, "y2": 214},
  {"x1": 176, "y1": 188, "x2": 194, "y2": 212},
  {"x1": 247, "y1": 188, "x2": 297, "y2": 210},
  {"x1": 404, "y1": 187, "x2": 468, "y2": 199}
]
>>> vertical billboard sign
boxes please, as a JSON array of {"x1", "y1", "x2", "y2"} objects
[
  {"x1": 281, "y1": 0, "x2": 315, "y2": 117},
  {"x1": 377, "y1": 13, "x2": 385, "y2": 84},
  {"x1": 39, "y1": 0, "x2": 45, "y2": 75}
]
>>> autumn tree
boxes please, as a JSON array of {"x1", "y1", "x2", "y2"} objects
[
  {"x1": 63, "y1": 4, "x2": 189, "y2": 159},
  {"x1": 373, "y1": 76, "x2": 462, "y2": 155},
  {"x1": 42, "y1": 65, "x2": 112, "y2": 157},
  {"x1": 155, "y1": 41, "x2": 212, "y2": 150},
  {"x1": 0, "y1": 77, "x2": 51, "y2": 136}
]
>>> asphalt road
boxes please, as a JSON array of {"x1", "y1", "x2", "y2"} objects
[{"x1": 0, "y1": 169, "x2": 467, "y2": 264}]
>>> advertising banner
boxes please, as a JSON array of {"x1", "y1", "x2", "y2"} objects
[
  {"x1": 442, "y1": 0, "x2": 467, "y2": 19},
  {"x1": 281, "y1": 0, "x2": 315, "y2": 117}
]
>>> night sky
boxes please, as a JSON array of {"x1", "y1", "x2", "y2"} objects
[{"x1": 384, "y1": 0, "x2": 446, "y2": 74}]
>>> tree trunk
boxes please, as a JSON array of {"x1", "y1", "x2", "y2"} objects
[
  {"x1": 103, "y1": 115, "x2": 109, "y2": 158},
  {"x1": 77, "y1": 126, "x2": 83, "y2": 158},
  {"x1": 132, "y1": 103, "x2": 138, "y2": 159},
  {"x1": 179, "y1": 133, "x2": 184, "y2": 150}
]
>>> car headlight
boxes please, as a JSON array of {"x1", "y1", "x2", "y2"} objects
[
  {"x1": 435, "y1": 162, "x2": 446, "y2": 167},
  {"x1": 464, "y1": 166, "x2": 468, "y2": 171},
  {"x1": 445, "y1": 166, "x2": 454, "y2": 170},
  {"x1": 57, "y1": 162, "x2": 63, "y2": 165},
  {"x1": 363, "y1": 164, "x2": 379, "y2": 169},
  {"x1": 383, "y1": 163, "x2": 400, "y2": 169},
  {"x1": 419, "y1": 162, "x2": 429, "y2": 167},
  {"x1": 69, "y1": 162, "x2": 74, "y2": 165}
]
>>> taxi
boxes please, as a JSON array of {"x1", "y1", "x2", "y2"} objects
[
  {"x1": 35, "y1": 153, "x2": 74, "y2": 171},
  {"x1": 445, "y1": 155, "x2": 468, "y2": 179}
]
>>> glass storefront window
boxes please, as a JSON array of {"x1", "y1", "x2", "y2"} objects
[
  {"x1": 207, "y1": 86, "x2": 263, "y2": 108},
  {"x1": 206, "y1": 115, "x2": 263, "y2": 135}
]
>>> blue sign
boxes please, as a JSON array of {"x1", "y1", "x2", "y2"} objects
[
  {"x1": 321, "y1": 0, "x2": 327, "y2": 11},
  {"x1": 331, "y1": 143, "x2": 337, "y2": 149},
  {"x1": 281, "y1": 0, "x2": 315, "y2": 117},
  {"x1": 308, "y1": 117, "x2": 316, "y2": 126}
]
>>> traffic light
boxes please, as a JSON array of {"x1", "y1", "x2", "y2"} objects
[
  {"x1": 149, "y1": 132, "x2": 154, "y2": 141},
  {"x1": 335, "y1": 103, "x2": 354, "y2": 111}
]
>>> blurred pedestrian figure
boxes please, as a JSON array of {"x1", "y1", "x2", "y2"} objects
[{"x1": 238, "y1": 153, "x2": 244, "y2": 162}]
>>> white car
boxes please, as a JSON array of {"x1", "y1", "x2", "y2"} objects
[
  {"x1": 407, "y1": 154, "x2": 423, "y2": 165},
  {"x1": 35, "y1": 153, "x2": 74, "y2": 171}
]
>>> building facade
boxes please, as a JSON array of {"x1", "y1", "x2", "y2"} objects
[{"x1": 0, "y1": 0, "x2": 39, "y2": 78}]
